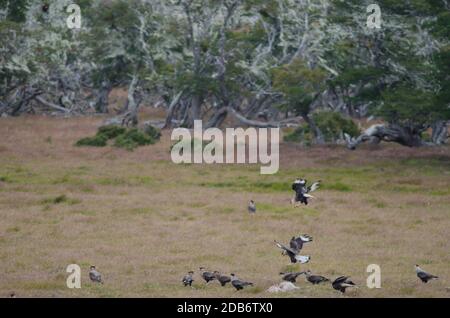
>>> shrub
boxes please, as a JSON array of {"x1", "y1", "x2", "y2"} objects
[
  {"x1": 75, "y1": 134, "x2": 108, "y2": 147},
  {"x1": 313, "y1": 111, "x2": 360, "y2": 142},
  {"x1": 114, "y1": 128, "x2": 155, "y2": 150},
  {"x1": 283, "y1": 111, "x2": 360, "y2": 144},
  {"x1": 97, "y1": 125, "x2": 126, "y2": 139},
  {"x1": 143, "y1": 124, "x2": 162, "y2": 141}
]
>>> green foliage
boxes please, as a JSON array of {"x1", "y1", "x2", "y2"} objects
[
  {"x1": 97, "y1": 125, "x2": 127, "y2": 139},
  {"x1": 114, "y1": 128, "x2": 156, "y2": 151},
  {"x1": 272, "y1": 59, "x2": 327, "y2": 116},
  {"x1": 75, "y1": 135, "x2": 108, "y2": 147},
  {"x1": 284, "y1": 112, "x2": 359, "y2": 144},
  {"x1": 76, "y1": 125, "x2": 160, "y2": 150}
]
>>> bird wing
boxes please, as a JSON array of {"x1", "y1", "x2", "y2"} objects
[
  {"x1": 333, "y1": 276, "x2": 349, "y2": 284},
  {"x1": 275, "y1": 241, "x2": 298, "y2": 255},
  {"x1": 308, "y1": 181, "x2": 321, "y2": 193},
  {"x1": 289, "y1": 237, "x2": 303, "y2": 251}
]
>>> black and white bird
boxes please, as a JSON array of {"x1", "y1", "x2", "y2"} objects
[
  {"x1": 289, "y1": 234, "x2": 313, "y2": 251},
  {"x1": 248, "y1": 200, "x2": 256, "y2": 214},
  {"x1": 279, "y1": 271, "x2": 305, "y2": 283},
  {"x1": 332, "y1": 276, "x2": 357, "y2": 293},
  {"x1": 214, "y1": 271, "x2": 232, "y2": 287},
  {"x1": 199, "y1": 267, "x2": 216, "y2": 283},
  {"x1": 182, "y1": 271, "x2": 194, "y2": 287},
  {"x1": 291, "y1": 178, "x2": 321, "y2": 206},
  {"x1": 274, "y1": 234, "x2": 312, "y2": 264},
  {"x1": 415, "y1": 265, "x2": 438, "y2": 283},
  {"x1": 230, "y1": 273, "x2": 253, "y2": 291},
  {"x1": 305, "y1": 270, "x2": 329, "y2": 285},
  {"x1": 274, "y1": 240, "x2": 310, "y2": 264},
  {"x1": 89, "y1": 265, "x2": 103, "y2": 284}
]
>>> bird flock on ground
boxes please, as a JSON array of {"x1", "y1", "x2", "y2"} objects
[
  {"x1": 8, "y1": 177, "x2": 440, "y2": 297},
  {"x1": 175, "y1": 178, "x2": 442, "y2": 295}
]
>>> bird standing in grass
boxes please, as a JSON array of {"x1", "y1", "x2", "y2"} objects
[
  {"x1": 279, "y1": 271, "x2": 305, "y2": 283},
  {"x1": 89, "y1": 265, "x2": 103, "y2": 284},
  {"x1": 199, "y1": 267, "x2": 216, "y2": 283},
  {"x1": 415, "y1": 265, "x2": 438, "y2": 283},
  {"x1": 248, "y1": 200, "x2": 256, "y2": 214},
  {"x1": 332, "y1": 276, "x2": 357, "y2": 293},
  {"x1": 230, "y1": 273, "x2": 253, "y2": 291},
  {"x1": 214, "y1": 271, "x2": 232, "y2": 287},
  {"x1": 182, "y1": 271, "x2": 194, "y2": 287},
  {"x1": 305, "y1": 270, "x2": 329, "y2": 285},
  {"x1": 291, "y1": 179, "x2": 321, "y2": 206}
]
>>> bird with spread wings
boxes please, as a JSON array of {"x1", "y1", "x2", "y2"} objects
[{"x1": 291, "y1": 179, "x2": 321, "y2": 206}]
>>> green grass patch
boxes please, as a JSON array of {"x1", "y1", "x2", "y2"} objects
[
  {"x1": 41, "y1": 195, "x2": 81, "y2": 205},
  {"x1": 323, "y1": 182, "x2": 352, "y2": 192}
]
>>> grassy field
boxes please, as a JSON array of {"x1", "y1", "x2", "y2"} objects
[{"x1": 0, "y1": 116, "x2": 449, "y2": 298}]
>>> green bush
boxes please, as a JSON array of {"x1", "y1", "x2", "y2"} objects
[
  {"x1": 76, "y1": 125, "x2": 160, "y2": 150},
  {"x1": 114, "y1": 128, "x2": 155, "y2": 150},
  {"x1": 97, "y1": 125, "x2": 126, "y2": 139},
  {"x1": 143, "y1": 125, "x2": 162, "y2": 141},
  {"x1": 283, "y1": 111, "x2": 360, "y2": 144},
  {"x1": 75, "y1": 134, "x2": 108, "y2": 147},
  {"x1": 313, "y1": 111, "x2": 360, "y2": 142}
]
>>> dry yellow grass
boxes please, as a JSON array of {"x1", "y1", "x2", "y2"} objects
[{"x1": 0, "y1": 116, "x2": 449, "y2": 298}]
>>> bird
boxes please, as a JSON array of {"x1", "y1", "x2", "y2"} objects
[
  {"x1": 332, "y1": 276, "x2": 357, "y2": 293},
  {"x1": 9, "y1": 292, "x2": 16, "y2": 298},
  {"x1": 89, "y1": 265, "x2": 103, "y2": 284},
  {"x1": 289, "y1": 234, "x2": 313, "y2": 251},
  {"x1": 279, "y1": 271, "x2": 305, "y2": 283},
  {"x1": 274, "y1": 234, "x2": 312, "y2": 264},
  {"x1": 230, "y1": 273, "x2": 253, "y2": 291},
  {"x1": 182, "y1": 271, "x2": 194, "y2": 287},
  {"x1": 199, "y1": 267, "x2": 216, "y2": 283},
  {"x1": 415, "y1": 265, "x2": 438, "y2": 283},
  {"x1": 248, "y1": 200, "x2": 256, "y2": 214},
  {"x1": 214, "y1": 271, "x2": 231, "y2": 287},
  {"x1": 291, "y1": 178, "x2": 321, "y2": 206},
  {"x1": 305, "y1": 270, "x2": 329, "y2": 285},
  {"x1": 42, "y1": 3, "x2": 49, "y2": 13}
]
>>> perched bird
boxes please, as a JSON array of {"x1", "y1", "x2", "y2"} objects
[
  {"x1": 305, "y1": 270, "x2": 329, "y2": 285},
  {"x1": 214, "y1": 271, "x2": 231, "y2": 287},
  {"x1": 415, "y1": 265, "x2": 438, "y2": 283},
  {"x1": 248, "y1": 200, "x2": 256, "y2": 214},
  {"x1": 291, "y1": 178, "x2": 321, "y2": 206},
  {"x1": 182, "y1": 271, "x2": 194, "y2": 287},
  {"x1": 230, "y1": 273, "x2": 253, "y2": 291},
  {"x1": 89, "y1": 265, "x2": 103, "y2": 284},
  {"x1": 199, "y1": 267, "x2": 216, "y2": 283},
  {"x1": 332, "y1": 276, "x2": 357, "y2": 293},
  {"x1": 279, "y1": 271, "x2": 305, "y2": 283}
]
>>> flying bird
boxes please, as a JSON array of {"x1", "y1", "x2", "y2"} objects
[
  {"x1": 199, "y1": 267, "x2": 216, "y2": 283},
  {"x1": 89, "y1": 265, "x2": 103, "y2": 284},
  {"x1": 182, "y1": 271, "x2": 194, "y2": 287},
  {"x1": 274, "y1": 240, "x2": 310, "y2": 264},
  {"x1": 415, "y1": 265, "x2": 438, "y2": 283},
  {"x1": 248, "y1": 200, "x2": 256, "y2": 214},
  {"x1": 230, "y1": 273, "x2": 253, "y2": 291},
  {"x1": 289, "y1": 234, "x2": 313, "y2": 251},
  {"x1": 291, "y1": 178, "x2": 321, "y2": 206},
  {"x1": 214, "y1": 271, "x2": 231, "y2": 287},
  {"x1": 279, "y1": 271, "x2": 305, "y2": 283},
  {"x1": 305, "y1": 270, "x2": 330, "y2": 285},
  {"x1": 332, "y1": 276, "x2": 357, "y2": 293}
]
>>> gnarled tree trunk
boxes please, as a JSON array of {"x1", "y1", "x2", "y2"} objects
[{"x1": 345, "y1": 124, "x2": 425, "y2": 150}]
